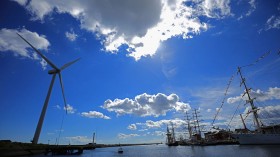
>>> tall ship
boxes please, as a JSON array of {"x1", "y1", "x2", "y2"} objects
[
  {"x1": 187, "y1": 109, "x2": 204, "y2": 145},
  {"x1": 186, "y1": 109, "x2": 236, "y2": 145},
  {"x1": 231, "y1": 66, "x2": 280, "y2": 144},
  {"x1": 166, "y1": 123, "x2": 178, "y2": 146}
]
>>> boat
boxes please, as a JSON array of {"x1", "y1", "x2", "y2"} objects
[
  {"x1": 231, "y1": 67, "x2": 280, "y2": 145},
  {"x1": 118, "y1": 147, "x2": 123, "y2": 153},
  {"x1": 179, "y1": 109, "x2": 237, "y2": 146},
  {"x1": 166, "y1": 123, "x2": 179, "y2": 146}
]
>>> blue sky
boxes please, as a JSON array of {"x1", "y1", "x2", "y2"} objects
[{"x1": 1, "y1": 0, "x2": 280, "y2": 145}]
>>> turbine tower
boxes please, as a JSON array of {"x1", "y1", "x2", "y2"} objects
[{"x1": 17, "y1": 33, "x2": 79, "y2": 144}]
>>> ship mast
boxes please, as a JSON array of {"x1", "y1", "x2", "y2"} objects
[
  {"x1": 171, "y1": 123, "x2": 176, "y2": 143},
  {"x1": 166, "y1": 125, "x2": 172, "y2": 144},
  {"x1": 240, "y1": 114, "x2": 248, "y2": 130},
  {"x1": 237, "y1": 67, "x2": 261, "y2": 130},
  {"x1": 186, "y1": 111, "x2": 192, "y2": 139},
  {"x1": 93, "y1": 132, "x2": 96, "y2": 144},
  {"x1": 194, "y1": 109, "x2": 201, "y2": 136}
]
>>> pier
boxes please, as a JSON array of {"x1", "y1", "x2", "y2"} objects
[
  {"x1": 45, "y1": 145, "x2": 84, "y2": 155},
  {"x1": 0, "y1": 141, "x2": 161, "y2": 156}
]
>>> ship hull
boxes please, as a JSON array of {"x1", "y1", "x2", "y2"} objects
[
  {"x1": 166, "y1": 141, "x2": 179, "y2": 146},
  {"x1": 231, "y1": 133, "x2": 280, "y2": 145}
]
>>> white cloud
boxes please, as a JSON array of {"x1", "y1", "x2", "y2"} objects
[
  {"x1": 259, "y1": 105, "x2": 280, "y2": 117},
  {"x1": 12, "y1": 0, "x2": 28, "y2": 6},
  {"x1": 127, "y1": 124, "x2": 137, "y2": 130},
  {"x1": 14, "y1": 0, "x2": 55, "y2": 21},
  {"x1": 0, "y1": 28, "x2": 50, "y2": 69},
  {"x1": 237, "y1": 0, "x2": 257, "y2": 20},
  {"x1": 153, "y1": 131, "x2": 166, "y2": 136},
  {"x1": 142, "y1": 131, "x2": 166, "y2": 136},
  {"x1": 246, "y1": 0, "x2": 256, "y2": 17},
  {"x1": 40, "y1": 59, "x2": 48, "y2": 70},
  {"x1": 252, "y1": 87, "x2": 280, "y2": 101},
  {"x1": 227, "y1": 95, "x2": 242, "y2": 104},
  {"x1": 14, "y1": 0, "x2": 233, "y2": 60},
  {"x1": 265, "y1": 15, "x2": 280, "y2": 31},
  {"x1": 118, "y1": 133, "x2": 139, "y2": 139},
  {"x1": 102, "y1": 93, "x2": 191, "y2": 117},
  {"x1": 226, "y1": 105, "x2": 280, "y2": 130},
  {"x1": 65, "y1": 30, "x2": 78, "y2": 41},
  {"x1": 201, "y1": 0, "x2": 232, "y2": 18},
  {"x1": 136, "y1": 118, "x2": 187, "y2": 129},
  {"x1": 207, "y1": 109, "x2": 212, "y2": 112},
  {"x1": 81, "y1": 110, "x2": 110, "y2": 119},
  {"x1": 258, "y1": 105, "x2": 280, "y2": 124},
  {"x1": 227, "y1": 87, "x2": 280, "y2": 104},
  {"x1": 216, "y1": 107, "x2": 222, "y2": 112},
  {"x1": 64, "y1": 104, "x2": 76, "y2": 114}
]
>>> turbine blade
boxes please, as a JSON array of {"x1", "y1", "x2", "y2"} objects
[
  {"x1": 60, "y1": 58, "x2": 80, "y2": 71},
  {"x1": 17, "y1": 33, "x2": 59, "y2": 70},
  {"x1": 58, "y1": 73, "x2": 67, "y2": 114}
]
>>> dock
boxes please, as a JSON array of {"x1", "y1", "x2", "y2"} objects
[{"x1": 45, "y1": 146, "x2": 84, "y2": 155}]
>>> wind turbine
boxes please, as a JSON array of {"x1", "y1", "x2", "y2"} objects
[{"x1": 17, "y1": 33, "x2": 80, "y2": 144}]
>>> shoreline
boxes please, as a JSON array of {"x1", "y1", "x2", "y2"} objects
[{"x1": 0, "y1": 141, "x2": 162, "y2": 157}]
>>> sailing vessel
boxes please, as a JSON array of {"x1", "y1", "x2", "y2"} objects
[
  {"x1": 118, "y1": 147, "x2": 123, "y2": 153},
  {"x1": 231, "y1": 67, "x2": 280, "y2": 145},
  {"x1": 188, "y1": 109, "x2": 204, "y2": 145},
  {"x1": 166, "y1": 123, "x2": 178, "y2": 146}
]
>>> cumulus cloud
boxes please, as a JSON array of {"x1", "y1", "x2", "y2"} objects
[
  {"x1": 226, "y1": 105, "x2": 280, "y2": 130},
  {"x1": 118, "y1": 133, "x2": 139, "y2": 139},
  {"x1": 135, "y1": 118, "x2": 187, "y2": 129},
  {"x1": 102, "y1": 93, "x2": 191, "y2": 117},
  {"x1": 258, "y1": 105, "x2": 280, "y2": 124},
  {"x1": 227, "y1": 95, "x2": 242, "y2": 104},
  {"x1": 0, "y1": 28, "x2": 50, "y2": 69},
  {"x1": 65, "y1": 30, "x2": 78, "y2": 41},
  {"x1": 64, "y1": 104, "x2": 76, "y2": 114},
  {"x1": 81, "y1": 110, "x2": 110, "y2": 119},
  {"x1": 213, "y1": 103, "x2": 280, "y2": 131},
  {"x1": 127, "y1": 124, "x2": 137, "y2": 130},
  {"x1": 14, "y1": 0, "x2": 233, "y2": 60},
  {"x1": 227, "y1": 87, "x2": 280, "y2": 104},
  {"x1": 153, "y1": 131, "x2": 166, "y2": 136},
  {"x1": 200, "y1": 0, "x2": 231, "y2": 18},
  {"x1": 252, "y1": 87, "x2": 280, "y2": 101},
  {"x1": 12, "y1": 0, "x2": 28, "y2": 6}
]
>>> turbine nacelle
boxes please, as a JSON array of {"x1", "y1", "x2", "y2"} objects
[{"x1": 48, "y1": 69, "x2": 60, "y2": 74}]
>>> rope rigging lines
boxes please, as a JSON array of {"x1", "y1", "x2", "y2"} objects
[
  {"x1": 211, "y1": 74, "x2": 235, "y2": 126},
  {"x1": 240, "y1": 50, "x2": 271, "y2": 68},
  {"x1": 212, "y1": 50, "x2": 276, "y2": 129}
]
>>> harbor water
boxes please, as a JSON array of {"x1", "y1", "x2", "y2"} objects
[{"x1": 33, "y1": 144, "x2": 280, "y2": 157}]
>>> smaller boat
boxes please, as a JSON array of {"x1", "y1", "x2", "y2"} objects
[{"x1": 118, "y1": 147, "x2": 123, "y2": 153}]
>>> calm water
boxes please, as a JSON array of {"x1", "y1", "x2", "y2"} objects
[{"x1": 35, "y1": 144, "x2": 280, "y2": 157}]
